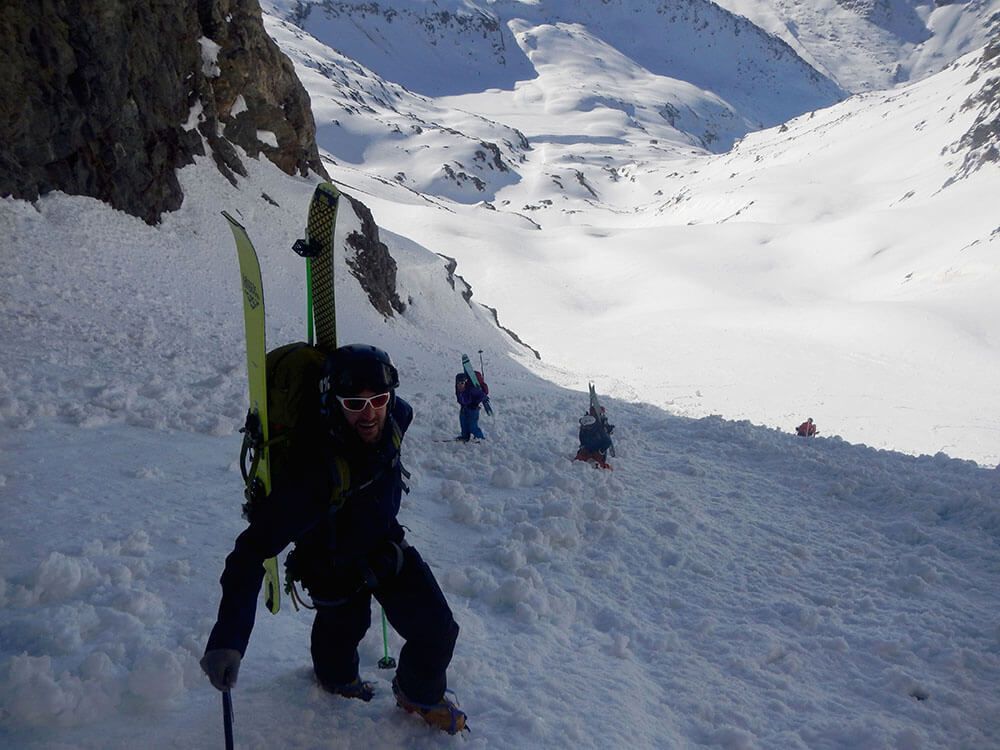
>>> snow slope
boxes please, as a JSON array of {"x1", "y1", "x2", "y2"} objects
[
  {"x1": 2, "y1": 2, "x2": 999, "y2": 748},
  {"x1": 2, "y1": 159, "x2": 999, "y2": 748}
]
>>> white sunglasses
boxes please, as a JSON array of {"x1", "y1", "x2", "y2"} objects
[{"x1": 336, "y1": 392, "x2": 391, "y2": 412}]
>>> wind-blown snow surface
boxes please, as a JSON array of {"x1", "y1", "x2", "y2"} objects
[{"x1": 2, "y1": 158, "x2": 1000, "y2": 748}]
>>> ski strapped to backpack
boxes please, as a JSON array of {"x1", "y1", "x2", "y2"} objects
[
  {"x1": 224, "y1": 184, "x2": 341, "y2": 615},
  {"x1": 588, "y1": 382, "x2": 615, "y2": 457},
  {"x1": 224, "y1": 211, "x2": 284, "y2": 613},
  {"x1": 239, "y1": 341, "x2": 413, "y2": 513},
  {"x1": 238, "y1": 342, "x2": 327, "y2": 513},
  {"x1": 461, "y1": 353, "x2": 493, "y2": 415}
]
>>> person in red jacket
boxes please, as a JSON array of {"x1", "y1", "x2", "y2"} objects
[{"x1": 796, "y1": 417, "x2": 818, "y2": 437}]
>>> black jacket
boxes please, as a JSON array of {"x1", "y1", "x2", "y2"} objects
[{"x1": 206, "y1": 397, "x2": 413, "y2": 655}]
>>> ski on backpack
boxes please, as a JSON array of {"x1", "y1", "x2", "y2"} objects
[
  {"x1": 588, "y1": 382, "x2": 615, "y2": 457},
  {"x1": 292, "y1": 184, "x2": 398, "y2": 666},
  {"x1": 293, "y1": 182, "x2": 341, "y2": 352},
  {"x1": 222, "y1": 210, "x2": 282, "y2": 614},
  {"x1": 462, "y1": 353, "x2": 493, "y2": 416}
]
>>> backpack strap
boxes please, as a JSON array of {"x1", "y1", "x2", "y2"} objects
[
  {"x1": 327, "y1": 455, "x2": 351, "y2": 510},
  {"x1": 327, "y1": 415, "x2": 409, "y2": 509},
  {"x1": 391, "y1": 418, "x2": 411, "y2": 490}
]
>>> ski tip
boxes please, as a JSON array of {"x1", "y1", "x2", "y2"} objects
[
  {"x1": 221, "y1": 210, "x2": 244, "y2": 229},
  {"x1": 316, "y1": 182, "x2": 341, "y2": 199}
]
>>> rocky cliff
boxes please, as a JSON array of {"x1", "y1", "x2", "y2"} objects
[{"x1": 0, "y1": 0, "x2": 327, "y2": 224}]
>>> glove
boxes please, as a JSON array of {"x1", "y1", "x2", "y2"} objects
[{"x1": 200, "y1": 648, "x2": 242, "y2": 691}]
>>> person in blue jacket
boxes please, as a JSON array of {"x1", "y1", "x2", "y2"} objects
[
  {"x1": 200, "y1": 345, "x2": 466, "y2": 734},
  {"x1": 455, "y1": 371, "x2": 487, "y2": 441}
]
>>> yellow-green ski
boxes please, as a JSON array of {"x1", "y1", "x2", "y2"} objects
[{"x1": 223, "y1": 211, "x2": 281, "y2": 615}]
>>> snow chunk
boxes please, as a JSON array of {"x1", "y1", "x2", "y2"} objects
[
  {"x1": 440, "y1": 480, "x2": 482, "y2": 524},
  {"x1": 231, "y1": 94, "x2": 248, "y2": 117},
  {"x1": 182, "y1": 99, "x2": 203, "y2": 132},
  {"x1": 0, "y1": 652, "x2": 122, "y2": 727},
  {"x1": 127, "y1": 647, "x2": 186, "y2": 703},
  {"x1": 31, "y1": 552, "x2": 100, "y2": 603},
  {"x1": 257, "y1": 130, "x2": 278, "y2": 147},
  {"x1": 198, "y1": 37, "x2": 221, "y2": 78},
  {"x1": 121, "y1": 529, "x2": 152, "y2": 556},
  {"x1": 490, "y1": 466, "x2": 518, "y2": 488}
]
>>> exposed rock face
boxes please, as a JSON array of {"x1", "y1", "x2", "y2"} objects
[
  {"x1": 437, "y1": 254, "x2": 474, "y2": 304},
  {"x1": 0, "y1": 0, "x2": 326, "y2": 224},
  {"x1": 200, "y1": 0, "x2": 326, "y2": 181},
  {"x1": 949, "y1": 39, "x2": 1000, "y2": 183},
  {"x1": 343, "y1": 193, "x2": 405, "y2": 317}
]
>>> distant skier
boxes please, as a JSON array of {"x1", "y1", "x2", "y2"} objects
[
  {"x1": 575, "y1": 406, "x2": 614, "y2": 470},
  {"x1": 455, "y1": 370, "x2": 488, "y2": 441},
  {"x1": 796, "y1": 417, "x2": 818, "y2": 437},
  {"x1": 201, "y1": 345, "x2": 467, "y2": 734}
]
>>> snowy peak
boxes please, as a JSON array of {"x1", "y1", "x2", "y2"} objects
[
  {"x1": 713, "y1": 0, "x2": 1000, "y2": 91},
  {"x1": 284, "y1": 0, "x2": 533, "y2": 95},
  {"x1": 275, "y1": 0, "x2": 845, "y2": 133},
  {"x1": 834, "y1": 0, "x2": 931, "y2": 40}
]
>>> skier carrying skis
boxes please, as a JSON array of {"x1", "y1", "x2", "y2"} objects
[
  {"x1": 576, "y1": 406, "x2": 614, "y2": 469},
  {"x1": 796, "y1": 417, "x2": 818, "y2": 437},
  {"x1": 201, "y1": 345, "x2": 467, "y2": 734},
  {"x1": 455, "y1": 371, "x2": 487, "y2": 441}
]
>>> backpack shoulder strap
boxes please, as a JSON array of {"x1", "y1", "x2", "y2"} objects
[
  {"x1": 328, "y1": 454, "x2": 351, "y2": 510},
  {"x1": 328, "y1": 415, "x2": 408, "y2": 509}
]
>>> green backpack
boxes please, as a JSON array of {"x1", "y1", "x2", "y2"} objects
[
  {"x1": 239, "y1": 341, "x2": 406, "y2": 518},
  {"x1": 265, "y1": 342, "x2": 327, "y2": 465},
  {"x1": 240, "y1": 342, "x2": 328, "y2": 517},
  {"x1": 238, "y1": 342, "x2": 410, "y2": 613}
]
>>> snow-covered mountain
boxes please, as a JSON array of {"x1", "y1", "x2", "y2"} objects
[
  {"x1": 280, "y1": 0, "x2": 846, "y2": 146},
  {"x1": 713, "y1": 0, "x2": 1000, "y2": 91},
  {"x1": 259, "y1": 1, "x2": 1000, "y2": 465},
  {"x1": 2, "y1": 2, "x2": 999, "y2": 748}
]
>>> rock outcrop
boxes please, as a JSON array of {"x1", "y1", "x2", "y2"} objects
[
  {"x1": 0, "y1": 0, "x2": 327, "y2": 224},
  {"x1": 343, "y1": 193, "x2": 406, "y2": 317}
]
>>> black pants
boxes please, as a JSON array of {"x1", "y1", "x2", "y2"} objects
[{"x1": 311, "y1": 546, "x2": 459, "y2": 705}]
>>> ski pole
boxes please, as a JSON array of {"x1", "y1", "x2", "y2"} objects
[
  {"x1": 478, "y1": 349, "x2": 485, "y2": 377},
  {"x1": 377, "y1": 608, "x2": 396, "y2": 669},
  {"x1": 222, "y1": 689, "x2": 235, "y2": 750}
]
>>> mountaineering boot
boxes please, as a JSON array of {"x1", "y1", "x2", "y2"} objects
[
  {"x1": 321, "y1": 676, "x2": 376, "y2": 702},
  {"x1": 392, "y1": 677, "x2": 468, "y2": 734}
]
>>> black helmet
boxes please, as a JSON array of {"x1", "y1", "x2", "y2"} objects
[{"x1": 321, "y1": 344, "x2": 399, "y2": 398}]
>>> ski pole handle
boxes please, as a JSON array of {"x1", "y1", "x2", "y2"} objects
[{"x1": 222, "y1": 689, "x2": 235, "y2": 750}]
